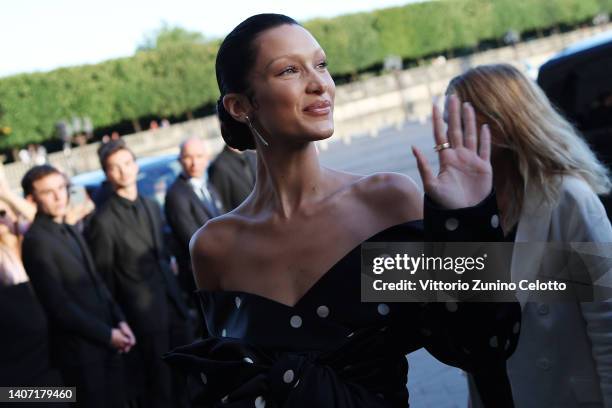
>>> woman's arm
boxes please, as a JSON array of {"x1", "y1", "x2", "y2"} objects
[
  {"x1": 0, "y1": 175, "x2": 36, "y2": 222},
  {"x1": 419, "y1": 192, "x2": 520, "y2": 407},
  {"x1": 410, "y1": 96, "x2": 519, "y2": 407}
]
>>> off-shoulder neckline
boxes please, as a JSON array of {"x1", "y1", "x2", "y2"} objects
[{"x1": 197, "y1": 219, "x2": 423, "y2": 309}]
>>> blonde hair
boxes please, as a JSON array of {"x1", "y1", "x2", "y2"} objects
[{"x1": 447, "y1": 64, "x2": 611, "y2": 228}]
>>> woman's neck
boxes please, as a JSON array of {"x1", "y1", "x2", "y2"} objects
[{"x1": 252, "y1": 142, "x2": 333, "y2": 219}]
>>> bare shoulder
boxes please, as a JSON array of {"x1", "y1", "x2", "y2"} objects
[
  {"x1": 353, "y1": 172, "x2": 423, "y2": 222},
  {"x1": 189, "y1": 213, "x2": 245, "y2": 290}
]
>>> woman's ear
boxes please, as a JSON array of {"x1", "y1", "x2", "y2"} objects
[{"x1": 223, "y1": 94, "x2": 252, "y2": 123}]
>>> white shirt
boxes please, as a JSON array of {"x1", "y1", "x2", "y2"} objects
[{"x1": 188, "y1": 176, "x2": 213, "y2": 204}]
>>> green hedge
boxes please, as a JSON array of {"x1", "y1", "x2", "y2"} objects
[{"x1": 0, "y1": 0, "x2": 610, "y2": 149}]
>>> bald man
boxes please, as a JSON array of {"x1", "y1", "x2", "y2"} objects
[{"x1": 165, "y1": 137, "x2": 224, "y2": 297}]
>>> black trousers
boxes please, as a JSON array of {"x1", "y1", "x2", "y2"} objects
[
  {"x1": 126, "y1": 304, "x2": 194, "y2": 408},
  {"x1": 125, "y1": 330, "x2": 172, "y2": 408},
  {"x1": 60, "y1": 353, "x2": 124, "y2": 408},
  {"x1": 169, "y1": 302, "x2": 195, "y2": 408}
]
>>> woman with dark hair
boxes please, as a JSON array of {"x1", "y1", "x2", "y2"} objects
[{"x1": 165, "y1": 14, "x2": 520, "y2": 407}]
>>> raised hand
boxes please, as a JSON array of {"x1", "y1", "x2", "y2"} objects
[{"x1": 412, "y1": 94, "x2": 492, "y2": 209}]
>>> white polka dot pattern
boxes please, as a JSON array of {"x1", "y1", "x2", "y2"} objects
[
  {"x1": 290, "y1": 315, "x2": 302, "y2": 328},
  {"x1": 445, "y1": 218, "x2": 459, "y2": 231},
  {"x1": 445, "y1": 302, "x2": 458, "y2": 312},
  {"x1": 283, "y1": 369, "x2": 295, "y2": 384},
  {"x1": 489, "y1": 336, "x2": 499, "y2": 348},
  {"x1": 255, "y1": 395, "x2": 266, "y2": 408},
  {"x1": 317, "y1": 305, "x2": 329, "y2": 318},
  {"x1": 377, "y1": 303, "x2": 390, "y2": 316},
  {"x1": 491, "y1": 214, "x2": 500, "y2": 229}
]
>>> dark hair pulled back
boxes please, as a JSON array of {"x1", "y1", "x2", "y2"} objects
[{"x1": 215, "y1": 14, "x2": 299, "y2": 150}]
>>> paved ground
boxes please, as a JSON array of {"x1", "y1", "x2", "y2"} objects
[
  {"x1": 318, "y1": 120, "x2": 470, "y2": 408},
  {"x1": 318, "y1": 120, "x2": 436, "y2": 184}
]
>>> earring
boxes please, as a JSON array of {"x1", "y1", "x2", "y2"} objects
[{"x1": 245, "y1": 115, "x2": 269, "y2": 147}]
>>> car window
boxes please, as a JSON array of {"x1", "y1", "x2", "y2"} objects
[
  {"x1": 137, "y1": 159, "x2": 182, "y2": 207},
  {"x1": 71, "y1": 154, "x2": 182, "y2": 209}
]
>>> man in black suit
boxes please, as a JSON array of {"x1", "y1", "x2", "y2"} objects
[
  {"x1": 21, "y1": 165, "x2": 135, "y2": 408},
  {"x1": 208, "y1": 145, "x2": 257, "y2": 211},
  {"x1": 165, "y1": 137, "x2": 224, "y2": 297},
  {"x1": 85, "y1": 141, "x2": 192, "y2": 408}
]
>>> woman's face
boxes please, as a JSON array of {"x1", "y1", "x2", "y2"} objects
[{"x1": 247, "y1": 24, "x2": 335, "y2": 144}]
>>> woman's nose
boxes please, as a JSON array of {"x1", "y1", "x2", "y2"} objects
[{"x1": 306, "y1": 71, "x2": 328, "y2": 95}]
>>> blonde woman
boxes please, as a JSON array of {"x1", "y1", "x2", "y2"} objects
[
  {"x1": 0, "y1": 171, "x2": 64, "y2": 389},
  {"x1": 446, "y1": 64, "x2": 612, "y2": 407},
  {"x1": 0, "y1": 173, "x2": 35, "y2": 286}
]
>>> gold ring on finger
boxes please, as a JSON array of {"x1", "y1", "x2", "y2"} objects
[{"x1": 433, "y1": 142, "x2": 451, "y2": 152}]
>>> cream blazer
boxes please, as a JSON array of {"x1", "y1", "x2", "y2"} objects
[{"x1": 472, "y1": 176, "x2": 612, "y2": 408}]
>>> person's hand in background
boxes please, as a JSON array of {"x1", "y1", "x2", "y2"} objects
[
  {"x1": 118, "y1": 321, "x2": 136, "y2": 352},
  {"x1": 64, "y1": 196, "x2": 95, "y2": 225},
  {"x1": 0, "y1": 166, "x2": 36, "y2": 221},
  {"x1": 110, "y1": 328, "x2": 132, "y2": 353}
]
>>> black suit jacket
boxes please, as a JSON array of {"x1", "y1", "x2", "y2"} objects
[
  {"x1": 86, "y1": 194, "x2": 189, "y2": 334},
  {"x1": 208, "y1": 146, "x2": 256, "y2": 211},
  {"x1": 165, "y1": 174, "x2": 223, "y2": 284},
  {"x1": 22, "y1": 214, "x2": 124, "y2": 367}
]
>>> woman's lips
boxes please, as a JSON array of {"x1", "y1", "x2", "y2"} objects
[{"x1": 303, "y1": 100, "x2": 331, "y2": 116}]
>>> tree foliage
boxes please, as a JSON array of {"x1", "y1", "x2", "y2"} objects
[
  {"x1": 137, "y1": 23, "x2": 206, "y2": 51},
  {"x1": 0, "y1": 0, "x2": 610, "y2": 149}
]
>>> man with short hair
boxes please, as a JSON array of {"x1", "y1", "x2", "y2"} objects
[
  {"x1": 86, "y1": 141, "x2": 191, "y2": 408},
  {"x1": 165, "y1": 137, "x2": 224, "y2": 297},
  {"x1": 22, "y1": 164, "x2": 134, "y2": 408}
]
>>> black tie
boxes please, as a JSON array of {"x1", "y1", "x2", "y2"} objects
[{"x1": 200, "y1": 185, "x2": 220, "y2": 217}]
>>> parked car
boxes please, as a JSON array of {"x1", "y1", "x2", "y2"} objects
[
  {"x1": 70, "y1": 153, "x2": 181, "y2": 208},
  {"x1": 537, "y1": 30, "x2": 612, "y2": 218}
]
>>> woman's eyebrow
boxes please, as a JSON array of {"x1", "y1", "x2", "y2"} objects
[{"x1": 265, "y1": 49, "x2": 325, "y2": 69}]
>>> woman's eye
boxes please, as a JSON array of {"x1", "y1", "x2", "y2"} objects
[{"x1": 279, "y1": 66, "x2": 298, "y2": 75}]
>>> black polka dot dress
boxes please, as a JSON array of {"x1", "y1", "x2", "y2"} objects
[{"x1": 164, "y1": 193, "x2": 521, "y2": 407}]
